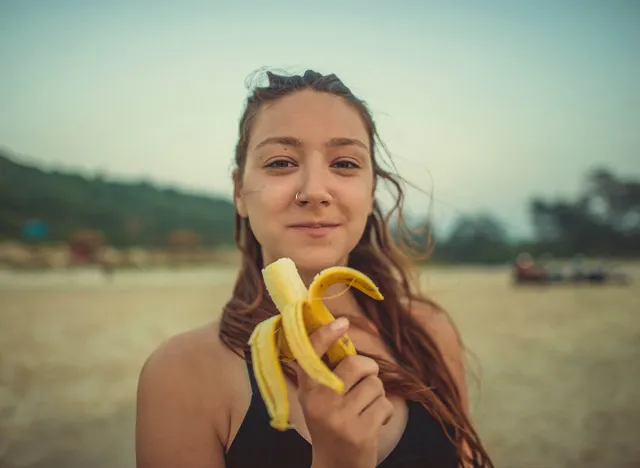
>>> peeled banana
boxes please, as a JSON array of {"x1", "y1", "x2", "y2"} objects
[{"x1": 248, "y1": 257, "x2": 384, "y2": 430}]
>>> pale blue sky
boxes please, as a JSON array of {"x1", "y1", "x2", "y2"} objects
[{"x1": 1, "y1": 1, "x2": 638, "y2": 238}]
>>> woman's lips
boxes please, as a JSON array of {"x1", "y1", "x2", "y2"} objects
[{"x1": 289, "y1": 223, "x2": 340, "y2": 238}]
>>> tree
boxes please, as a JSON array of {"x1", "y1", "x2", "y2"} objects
[
  {"x1": 529, "y1": 167, "x2": 640, "y2": 257},
  {"x1": 436, "y1": 213, "x2": 513, "y2": 264},
  {"x1": 0, "y1": 149, "x2": 237, "y2": 248}
]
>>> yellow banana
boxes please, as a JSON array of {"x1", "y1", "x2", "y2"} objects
[
  {"x1": 248, "y1": 257, "x2": 384, "y2": 431},
  {"x1": 247, "y1": 315, "x2": 292, "y2": 430}
]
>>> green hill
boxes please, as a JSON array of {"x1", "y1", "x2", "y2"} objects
[{"x1": 0, "y1": 149, "x2": 236, "y2": 247}]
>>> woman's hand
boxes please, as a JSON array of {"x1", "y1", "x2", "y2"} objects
[{"x1": 296, "y1": 318, "x2": 394, "y2": 468}]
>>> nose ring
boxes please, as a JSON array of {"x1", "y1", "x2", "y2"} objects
[{"x1": 295, "y1": 191, "x2": 305, "y2": 206}]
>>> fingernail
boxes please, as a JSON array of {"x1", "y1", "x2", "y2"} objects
[{"x1": 330, "y1": 317, "x2": 349, "y2": 332}]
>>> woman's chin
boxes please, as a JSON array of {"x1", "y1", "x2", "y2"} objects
[{"x1": 274, "y1": 250, "x2": 348, "y2": 277}]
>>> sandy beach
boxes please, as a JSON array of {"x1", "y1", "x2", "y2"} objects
[{"x1": 1, "y1": 265, "x2": 638, "y2": 468}]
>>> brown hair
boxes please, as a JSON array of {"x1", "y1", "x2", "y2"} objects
[{"x1": 219, "y1": 69, "x2": 493, "y2": 467}]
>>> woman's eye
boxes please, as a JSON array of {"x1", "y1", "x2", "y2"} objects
[
  {"x1": 265, "y1": 159, "x2": 359, "y2": 170},
  {"x1": 333, "y1": 160, "x2": 360, "y2": 169},
  {"x1": 266, "y1": 159, "x2": 295, "y2": 168}
]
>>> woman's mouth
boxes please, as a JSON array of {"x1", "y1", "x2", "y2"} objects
[{"x1": 289, "y1": 223, "x2": 340, "y2": 238}]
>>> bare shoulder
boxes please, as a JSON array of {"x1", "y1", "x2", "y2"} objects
[
  {"x1": 139, "y1": 320, "x2": 237, "y2": 378},
  {"x1": 137, "y1": 320, "x2": 240, "y2": 392},
  {"x1": 408, "y1": 299, "x2": 463, "y2": 360},
  {"x1": 406, "y1": 299, "x2": 470, "y2": 410},
  {"x1": 135, "y1": 320, "x2": 241, "y2": 468}
]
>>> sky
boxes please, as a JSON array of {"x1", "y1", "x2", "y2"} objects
[{"x1": 1, "y1": 0, "x2": 639, "y2": 239}]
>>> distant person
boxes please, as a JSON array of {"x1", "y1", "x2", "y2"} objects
[
  {"x1": 513, "y1": 252, "x2": 549, "y2": 283},
  {"x1": 135, "y1": 70, "x2": 493, "y2": 467},
  {"x1": 514, "y1": 252, "x2": 534, "y2": 271}
]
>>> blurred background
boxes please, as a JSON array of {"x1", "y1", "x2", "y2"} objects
[{"x1": 1, "y1": 1, "x2": 638, "y2": 467}]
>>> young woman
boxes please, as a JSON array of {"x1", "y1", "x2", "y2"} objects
[{"x1": 135, "y1": 69, "x2": 494, "y2": 468}]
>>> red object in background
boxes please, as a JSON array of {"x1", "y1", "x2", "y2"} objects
[
  {"x1": 514, "y1": 253, "x2": 549, "y2": 282},
  {"x1": 68, "y1": 229, "x2": 105, "y2": 265}
]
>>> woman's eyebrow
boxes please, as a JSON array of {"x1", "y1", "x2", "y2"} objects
[
  {"x1": 254, "y1": 136, "x2": 302, "y2": 149},
  {"x1": 254, "y1": 136, "x2": 368, "y2": 150}
]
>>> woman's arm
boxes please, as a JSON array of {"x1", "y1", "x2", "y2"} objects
[{"x1": 135, "y1": 328, "x2": 228, "y2": 468}]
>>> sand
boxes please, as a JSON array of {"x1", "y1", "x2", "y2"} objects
[{"x1": 0, "y1": 265, "x2": 638, "y2": 468}]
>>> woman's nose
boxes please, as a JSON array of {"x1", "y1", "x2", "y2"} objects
[{"x1": 296, "y1": 164, "x2": 333, "y2": 207}]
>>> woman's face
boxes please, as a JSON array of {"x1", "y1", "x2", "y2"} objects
[{"x1": 235, "y1": 89, "x2": 375, "y2": 276}]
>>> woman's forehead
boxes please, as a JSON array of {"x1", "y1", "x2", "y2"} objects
[{"x1": 248, "y1": 90, "x2": 369, "y2": 150}]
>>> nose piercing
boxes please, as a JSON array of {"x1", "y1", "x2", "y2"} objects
[{"x1": 295, "y1": 191, "x2": 305, "y2": 206}]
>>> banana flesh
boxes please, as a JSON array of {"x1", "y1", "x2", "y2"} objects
[{"x1": 248, "y1": 257, "x2": 384, "y2": 430}]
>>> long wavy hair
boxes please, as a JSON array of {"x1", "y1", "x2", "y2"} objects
[{"x1": 219, "y1": 69, "x2": 493, "y2": 467}]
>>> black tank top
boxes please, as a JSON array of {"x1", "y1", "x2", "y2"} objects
[{"x1": 224, "y1": 357, "x2": 461, "y2": 467}]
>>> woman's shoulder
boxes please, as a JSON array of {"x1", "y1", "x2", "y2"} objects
[
  {"x1": 135, "y1": 319, "x2": 246, "y2": 454},
  {"x1": 405, "y1": 298, "x2": 461, "y2": 347},
  {"x1": 404, "y1": 296, "x2": 471, "y2": 411},
  {"x1": 138, "y1": 320, "x2": 237, "y2": 384}
]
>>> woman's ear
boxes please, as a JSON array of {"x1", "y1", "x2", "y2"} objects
[{"x1": 233, "y1": 169, "x2": 248, "y2": 218}]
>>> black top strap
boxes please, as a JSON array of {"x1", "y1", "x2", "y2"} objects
[{"x1": 243, "y1": 349, "x2": 261, "y2": 396}]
